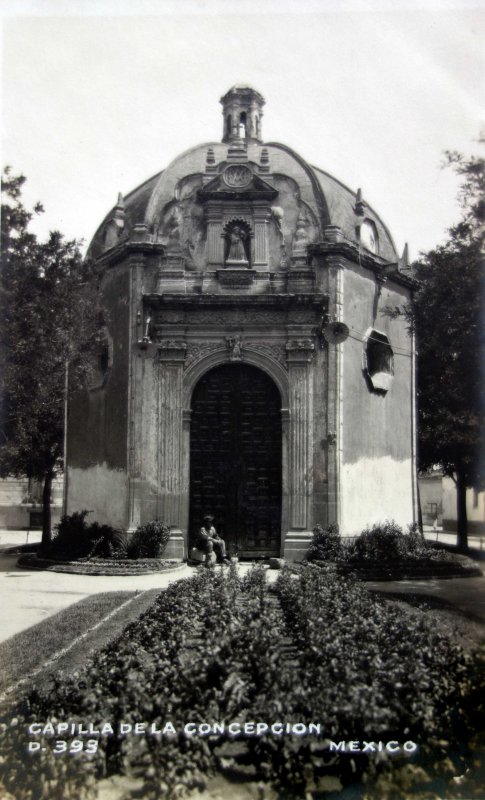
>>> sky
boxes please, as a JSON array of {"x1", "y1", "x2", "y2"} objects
[{"x1": 1, "y1": 0, "x2": 484, "y2": 260}]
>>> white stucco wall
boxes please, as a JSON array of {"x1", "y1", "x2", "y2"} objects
[
  {"x1": 340, "y1": 456, "x2": 414, "y2": 536},
  {"x1": 66, "y1": 464, "x2": 128, "y2": 529},
  {"x1": 442, "y1": 476, "x2": 485, "y2": 525}
]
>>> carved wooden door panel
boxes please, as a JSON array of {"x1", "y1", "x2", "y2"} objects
[{"x1": 189, "y1": 364, "x2": 281, "y2": 557}]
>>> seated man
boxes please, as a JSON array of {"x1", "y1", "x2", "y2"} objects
[{"x1": 197, "y1": 514, "x2": 228, "y2": 564}]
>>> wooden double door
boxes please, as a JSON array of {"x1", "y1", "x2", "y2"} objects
[{"x1": 189, "y1": 364, "x2": 282, "y2": 557}]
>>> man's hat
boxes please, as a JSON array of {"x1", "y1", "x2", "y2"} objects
[{"x1": 203, "y1": 514, "x2": 214, "y2": 522}]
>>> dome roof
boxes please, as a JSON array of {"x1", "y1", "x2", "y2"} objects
[
  {"x1": 88, "y1": 140, "x2": 397, "y2": 263},
  {"x1": 88, "y1": 87, "x2": 397, "y2": 264}
]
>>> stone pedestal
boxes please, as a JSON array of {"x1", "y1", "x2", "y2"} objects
[{"x1": 283, "y1": 530, "x2": 313, "y2": 562}]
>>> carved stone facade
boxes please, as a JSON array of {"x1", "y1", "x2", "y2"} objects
[{"x1": 66, "y1": 86, "x2": 418, "y2": 561}]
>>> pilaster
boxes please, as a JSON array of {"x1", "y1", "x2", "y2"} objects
[
  {"x1": 206, "y1": 204, "x2": 225, "y2": 266},
  {"x1": 284, "y1": 336, "x2": 315, "y2": 560},
  {"x1": 252, "y1": 205, "x2": 270, "y2": 268},
  {"x1": 156, "y1": 340, "x2": 187, "y2": 559},
  {"x1": 127, "y1": 254, "x2": 146, "y2": 532},
  {"x1": 324, "y1": 255, "x2": 344, "y2": 527}
]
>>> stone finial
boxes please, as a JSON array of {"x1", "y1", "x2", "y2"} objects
[
  {"x1": 324, "y1": 224, "x2": 343, "y2": 243},
  {"x1": 113, "y1": 193, "x2": 125, "y2": 226},
  {"x1": 131, "y1": 222, "x2": 149, "y2": 242},
  {"x1": 400, "y1": 242, "x2": 410, "y2": 270},
  {"x1": 355, "y1": 188, "x2": 366, "y2": 216},
  {"x1": 260, "y1": 147, "x2": 270, "y2": 173},
  {"x1": 102, "y1": 192, "x2": 125, "y2": 250}
]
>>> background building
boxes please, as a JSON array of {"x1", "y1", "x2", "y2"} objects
[
  {"x1": 0, "y1": 476, "x2": 63, "y2": 531},
  {"x1": 442, "y1": 478, "x2": 485, "y2": 535},
  {"x1": 66, "y1": 86, "x2": 417, "y2": 560}
]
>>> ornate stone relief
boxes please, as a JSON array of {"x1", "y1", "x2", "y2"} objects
[
  {"x1": 286, "y1": 338, "x2": 315, "y2": 352},
  {"x1": 155, "y1": 175, "x2": 206, "y2": 269},
  {"x1": 288, "y1": 309, "x2": 319, "y2": 324},
  {"x1": 286, "y1": 338, "x2": 315, "y2": 364},
  {"x1": 226, "y1": 336, "x2": 243, "y2": 361},
  {"x1": 184, "y1": 342, "x2": 224, "y2": 370},
  {"x1": 189, "y1": 309, "x2": 286, "y2": 325},
  {"x1": 156, "y1": 310, "x2": 185, "y2": 324},
  {"x1": 222, "y1": 164, "x2": 253, "y2": 188},
  {"x1": 246, "y1": 343, "x2": 287, "y2": 369}
]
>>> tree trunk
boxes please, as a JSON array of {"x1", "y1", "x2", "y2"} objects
[
  {"x1": 41, "y1": 470, "x2": 54, "y2": 552},
  {"x1": 456, "y1": 471, "x2": 468, "y2": 551}
]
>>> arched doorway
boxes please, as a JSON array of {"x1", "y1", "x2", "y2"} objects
[{"x1": 189, "y1": 363, "x2": 282, "y2": 558}]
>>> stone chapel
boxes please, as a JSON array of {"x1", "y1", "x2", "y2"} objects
[{"x1": 66, "y1": 86, "x2": 418, "y2": 560}]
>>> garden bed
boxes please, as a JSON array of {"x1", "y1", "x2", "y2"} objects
[
  {"x1": 17, "y1": 554, "x2": 184, "y2": 575},
  {"x1": 307, "y1": 522, "x2": 483, "y2": 580},
  {"x1": 1, "y1": 565, "x2": 484, "y2": 799},
  {"x1": 312, "y1": 555, "x2": 483, "y2": 581}
]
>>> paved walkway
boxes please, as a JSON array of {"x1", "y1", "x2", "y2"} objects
[
  {"x1": 423, "y1": 529, "x2": 485, "y2": 553},
  {"x1": 0, "y1": 553, "x2": 198, "y2": 643},
  {"x1": 0, "y1": 529, "x2": 42, "y2": 548},
  {"x1": 0, "y1": 554, "x2": 279, "y2": 644}
]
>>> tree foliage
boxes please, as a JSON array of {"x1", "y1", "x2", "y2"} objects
[
  {"x1": 395, "y1": 144, "x2": 485, "y2": 547},
  {"x1": 0, "y1": 168, "x2": 103, "y2": 547}
]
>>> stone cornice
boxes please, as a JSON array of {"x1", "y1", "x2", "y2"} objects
[
  {"x1": 94, "y1": 240, "x2": 165, "y2": 270},
  {"x1": 309, "y1": 241, "x2": 417, "y2": 289},
  {"x1": 143, "y1": 293, "x2": 328, "y2": 312}
]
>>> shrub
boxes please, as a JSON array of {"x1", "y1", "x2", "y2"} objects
[
  {"x1": 128, "y1": 520, "x2": 171, "y2": 559},
  {"x1": 350, "y1": 519, "x2": 431, "y2": 562},
  {"x1": 50, "y1": 511, "x2": 126, "y2": 561},
  {"x1": 49, "y1": 510, "x2": 95, "y2": 560},
  {"x1": 89, "y1": 523, "x2": 129, "y2": 559},
  {"x1": 306, "y1": 522, "x2": 343, "y2": 561}
]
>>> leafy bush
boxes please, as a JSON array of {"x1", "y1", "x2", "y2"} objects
[
  {"x1": 50, "y1": 511, "x2": 126, "y2": 561},
  {"x1": 349, "y1": 519, "x2": 431, "y2": 562},
  {"x1": 306, "y1": 522, "x2": 343, "y2": 561},
  {"x1": 49, "y1": 510, "x2": 95, "y2": 560},
  {"x1": 128, "y1": 520, "x2": 171, "y2": 559}
]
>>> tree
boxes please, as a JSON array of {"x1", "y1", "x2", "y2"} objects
[
  {"x1": 0, "y1": 168, "x2": 103, "y2": 549},
  {"x1": 397, "y1": 144, "x2": 484, "y2": 549}
]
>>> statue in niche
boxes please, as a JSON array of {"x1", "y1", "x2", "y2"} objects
[
  {"x1": 293, "y1": 214, "x2": 311, "y2": 251},
  {"x1": 271, "y1": 206, "x2": 284, "y2": 235},
  {"x1": 225, "y1": 223, "x2": 250, "y2": 266},
  {"x1": 182, "y1": 237, "x2": 196, "y2": 269},
  {"x1": 167, "y1": 214, "x2": 181, "y2": 249}
]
